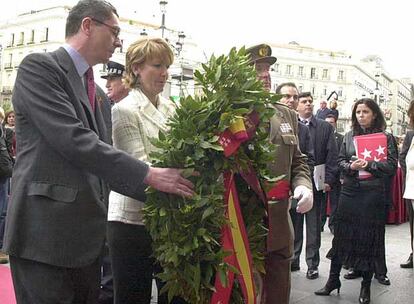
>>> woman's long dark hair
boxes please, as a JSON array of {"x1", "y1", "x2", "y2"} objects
[{"x1": 351, "y1": 98, "x2": 386, "y2": 135}]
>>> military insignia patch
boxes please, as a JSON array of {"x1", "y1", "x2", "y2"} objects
[
  {"x1": 259, "y1": 46, "x2": 269, "y2": 57},
  {"x1": 280, "y1": 123, "x2": 292, "y2": 133}
]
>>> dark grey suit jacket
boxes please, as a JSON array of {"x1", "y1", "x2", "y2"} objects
[
  {"x1": 400, "y1": 130, "x2": 414, "y2": 176},
  {"x1": 4, "y1": 47, "x2": 149, "y2": 268}
]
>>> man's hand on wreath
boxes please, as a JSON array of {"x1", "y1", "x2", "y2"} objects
[
  {"x1": 293, "y1": 185, "x2": 313, "y2": 214},
  {"x1": 144, "y1": 167, "x2": 196, "y2": 198}
]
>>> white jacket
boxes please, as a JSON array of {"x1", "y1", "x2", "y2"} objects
[
  {"x1": 108, "y1": 89, "x2": 176, "y2": 224},
  {"x1": 404, "y1": 136, "x2": 414, "y2": 200}
]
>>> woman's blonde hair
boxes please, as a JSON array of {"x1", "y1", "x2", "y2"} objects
[{"x1": 124, "y1": 38, "x2": 174, "y2": 89}]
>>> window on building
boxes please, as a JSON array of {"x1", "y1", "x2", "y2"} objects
[
  {"x1": 18, "y1": 32, "x2": 24, "y2": 45},
  {"x1": 9, "y1": 33, "x2": 15, "y2": 47},
  {"x1": 28, "y1": 29, "x2": 35, "y2": 44},
  {"x1": 322, "y1": 69, "x2": 328, "y2": 79},
  {"x1": 5, "y1": 53, "x2": 13, "y2": 69},
  {"x1": 298, "y1": 66, "x2": 304, "y2": 77},
  {"x1": 286, "y1": 65, "x2": 292, "y2": 75},
  {"x1": 338, "y1": 87, "x2": 343, "y2": 97},
  {"x1": 338, "y1": 70, "x2": 344, "y2": 80},
  {"x1": 41, "y1": 27, "x2": 49, "y2": 42},
  {"x1": 274, "y1": 63, "x2": 279, "y2": 73},
  {"x1": 312, "y1": 86, "x2": 315, "y2": 95},
  {"x1": 323, "y1": 87, "x2": 327, "y2": 95},
  {"x1": 298, "y1": 85, "x2": 303, "y2": 92},
  {"x1": 310, "y1": 67, "x2": 316, "y2": 79}
]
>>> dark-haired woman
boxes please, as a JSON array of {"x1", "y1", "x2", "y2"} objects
[{"x1": 314, "y1": 98, "x2": 397, "y2": 304}]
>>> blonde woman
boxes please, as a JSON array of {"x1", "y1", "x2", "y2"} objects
[{"x1": 107, "y1": 38, "x2": 176, "y2": 304}]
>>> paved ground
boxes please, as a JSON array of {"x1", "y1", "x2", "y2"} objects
[
  {"x1": 3, "y1": 222, "x2": 413, "y2": 304},
  {"x1": 290, "y1": 222, "x2": 414, "y2": 304}
]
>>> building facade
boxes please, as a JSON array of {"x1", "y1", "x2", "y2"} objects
[
  {"x1": 0, "y1": 5, "x2": 201, "y2": 106},
  {"x1": 268, "y1": 42, "x2": 412, "y2": 135}
]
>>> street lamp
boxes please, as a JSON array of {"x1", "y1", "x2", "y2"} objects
[
  {"x1": 175, "y1": 31, "x2": 186, "y2": 57},
  {"x1": 159, "y1": 1, "x2": 168, "y2": 38},
  {"x1": 371, "y1": 72, "x2": 380, "y2": 103}
]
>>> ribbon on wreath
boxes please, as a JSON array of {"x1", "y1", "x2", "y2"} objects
[
  {"x1": 212, "y1": 110, "x2": 291, "y2": 304},
  {"x1": 218, "y1": 111, "x2": 259, "y2": 157},
  {"x1": 211, "y1": 112, "x2": 260, "y2": 304},
  {"x1": 210, "y1": 171, "x2": 257, "y2": 304}
]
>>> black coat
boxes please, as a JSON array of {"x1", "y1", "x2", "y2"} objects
[{"x1": 307, "y1": 116, "x2": 338, "y2": 186}]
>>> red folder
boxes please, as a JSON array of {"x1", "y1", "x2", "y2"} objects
[{"x1": 353, "y1": 133, "x2": 387, "y2": 179}]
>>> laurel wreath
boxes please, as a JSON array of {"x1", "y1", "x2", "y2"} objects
[{"x1": 142, "y1": 47, "x2": 280, "y2": 303}]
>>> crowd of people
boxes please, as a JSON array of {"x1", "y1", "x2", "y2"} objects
[{"x1": 0, "y1": 1, "x2": 413, "y2": 304}]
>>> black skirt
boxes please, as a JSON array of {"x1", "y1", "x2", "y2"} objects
[{"x1": 327, "y1": 181, "x2": 387, "y2": 272}]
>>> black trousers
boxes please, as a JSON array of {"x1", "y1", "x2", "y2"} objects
[
  {"x1": 327, "y1": 183, "x2": 341, "y2": 231},
  {"x1": 107, "y1": 221, "x2": 186, "y2": 304},
  {"x1": 107, "y1": 221, "x2": 154, "y2": 304},
  {"x1": 10, "y1": 255, "x2": 101, "y2": 304},
  {"x1": 407, "y1": 199, "x2": 414, "y2": 252},
  {"x1": 98, "y1": 243, "x2": 113, "y2": 304}
]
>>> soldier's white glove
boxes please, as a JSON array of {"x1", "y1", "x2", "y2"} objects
[{"x1": 293, "y1": 185, "x2": 313, "y2": 214}]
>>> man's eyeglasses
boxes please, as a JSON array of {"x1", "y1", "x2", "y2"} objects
[
  {"x1": 281, "y1": 94, "x2": 299, "y2": 101},
  {"x1": 90, "y1": 17, "x2": 121, "y2": 39}
]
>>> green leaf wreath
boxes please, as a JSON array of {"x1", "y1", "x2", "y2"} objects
[{"x1": 143, "y1": 47, "x2": 281, "y2": 303}]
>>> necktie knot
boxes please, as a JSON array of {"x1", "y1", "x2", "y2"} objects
[{"x1": 86, "y1": 67, "x2": 96, "y2": 111}]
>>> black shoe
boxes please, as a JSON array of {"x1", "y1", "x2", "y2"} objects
[
  {"x1": 344, "y1": 269, "x2": 362, "y2": 280},
  {"x1": 400, "y1": 253, "x2": 413, "y2": 269},
  {"x1": 359, "y1": 283, "x2": 371, "y2": 304},
  {"x1": 291, "y1": 264, "x2": 300, "y2": 271},
  {"x1": 314, "y1": 279, "x2": 341, "y2": 296},
  {"x1": 306, "y1": 268, "x2": 319, "y2": 280},
  {"x1": 375, "y1": 274, "x2": 391, "y2": 285}
]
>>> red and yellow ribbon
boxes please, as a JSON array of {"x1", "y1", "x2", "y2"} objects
[
  {"x1": 210, "y1": 172, "x2": 256, "y2": 304},
  {"x1": 213, "y1": 110, "x2": 293, "y2": 303}
]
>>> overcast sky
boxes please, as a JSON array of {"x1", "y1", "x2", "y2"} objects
[{"x1": 3, "y1": 0, "x2": 414, "y2": 79}]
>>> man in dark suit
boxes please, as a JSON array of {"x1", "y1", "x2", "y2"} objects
[
  {"x1": 3, "y1": 1, "x2": 194, "y2": 303},
  {"x1": 293, "y1": 92, "x2": 338, "y2": 280},
  {"x1": 315, "y1": 100, "x2": 331, "y2": 120},
  {"x1": 275, "y1": 82, "x2": 315, "y2": 274},
  {"x1": 324, "y1": 114, "x2": 344, "y2": 233}
]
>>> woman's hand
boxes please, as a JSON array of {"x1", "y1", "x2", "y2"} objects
[{"x1": 350, "y1": 158, "x2": 368, "y2": 171}]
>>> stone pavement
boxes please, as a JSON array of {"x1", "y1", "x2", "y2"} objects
[
  {"x1": 290, "y1": 222, "x2": 414, "y2": 304},
  {"x1": 2, "y1": 222, "x2": 413, "y2": 304}
]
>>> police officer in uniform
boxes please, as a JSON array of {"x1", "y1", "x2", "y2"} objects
[{"x1": 101, "y1": 60, "x2": 129, "y2": 104}]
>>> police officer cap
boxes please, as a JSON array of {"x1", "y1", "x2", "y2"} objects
[
  {"x1": 246, "y1": 44, "x2": 277, "y2": 65},
  {"x1": 101, "y1": 61, "x2": 125, "y2": 79}
]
